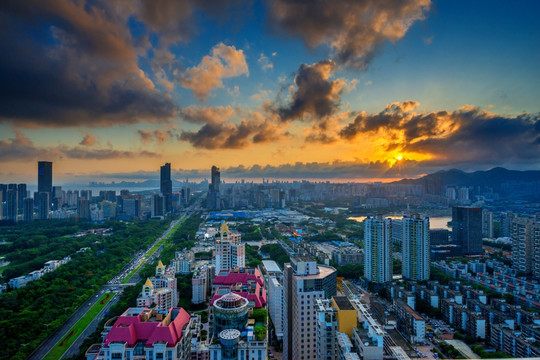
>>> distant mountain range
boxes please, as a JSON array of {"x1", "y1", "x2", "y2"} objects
[{"x1": 394, "y1": 167, "x2": 540, "y2": 197}]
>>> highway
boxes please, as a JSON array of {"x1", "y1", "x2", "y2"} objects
[{"x1": 28, "y1": 210, "x2": 193, "y2": 360}]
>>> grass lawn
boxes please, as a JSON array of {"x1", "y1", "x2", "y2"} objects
[
  {"x1": 121, "y1": 216, "x2": 186, "y2": 284},
  {"x1": 43, "y1": 292, "x2": 114, "y2": 360}
]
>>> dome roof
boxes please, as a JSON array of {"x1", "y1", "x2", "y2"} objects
[{"x1": 215, "y1": 292, "x2": 248, "y2": 309}]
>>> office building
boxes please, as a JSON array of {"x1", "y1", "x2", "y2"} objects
[
  {"x1": 283, "y1": 256, "x2": 337, "y2": 360},
  {"x1": 452, "y1": 206, "x2": 482, "y2": 255},
  {"x1": 38, "y1": 192, "x2": 49, "y2": 220},
  {"x1": 17, "y1": 184, "x2": 26, "y2": 211},
  {"x1": 160, "y1": 163, "x2": 173, "y2": 212},
  {"x1": 402, "y1": 215, "x2": 430, "y2": 281},
  {"x1": 6, "y1": 188, "x2": 17, "y2": 222},
  {"x1": 37, "y1": 161, "x2": 52, "y2": 200},
  {"x1": 152, "y1": 194, "x2": 164, "y2": 217},
  {"x1": 77, "y1": 199, "x2": 91, "y2": 219},
  {"x1": 101, "y1": 200, "x2": 116, "y2": 219},
  {"x1": 23, "y1": 198, "x2": 33, "y2": 221},
  {"x1": 207, "y1": 165, "x2": 221, "y2": 210},
  {"x1": 364, "y1": 215, "x2": 392, "y2": 283},
  {"x1": 212, "y1": 221, "x2": 245, "y2": 275},
  {"x1": 86, "y1": 307, "x2": 192, "y2": 360},
  {"x1": 0, "y1": 190, "x2": 3, "y2": 220},
  {"x1": 122, "y1": 196, "x2": 140, "y2": 218}
]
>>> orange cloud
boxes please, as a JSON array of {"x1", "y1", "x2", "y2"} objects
[{"x1": 180, "y1": 43, "x2": 249, "y2": 101}]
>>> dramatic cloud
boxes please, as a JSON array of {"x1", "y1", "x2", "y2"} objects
[
  {"x1": 137, "y1": 128, "x2": 176, "y2": 144},
  {"x1": 79, "y1": 134, "x2": 96, "y2": 146},
  {"x1": 340, "y1": 101, "x2": 540, "y2": 167},
  {"x1": 179, "y1": 108, "x2": 286, "y2": 149},
  {"x1": 0, "y1": 129, "x2": 158, "y2": 161},
  {"x1": 0, "y1": 0, "x2": 179, "y2": 127},
  {"x1": 267, "y1": 0, "x2": 431, "y2": 69},
  {"x1": 275, "y1": 60, "x2": 347, "y2": 121},
  {"x1": 181, "y1": 105, "x2": 237, "y2": 124},
  {"x1": 180, "y1": 43, "x2": 249, "y2": 101}
]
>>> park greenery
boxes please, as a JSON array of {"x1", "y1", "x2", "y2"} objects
[
  {"x1": 260, "y1": 243, "x2": 290, "y2": 267},
  {"x1": 0, "y1": 219, "x2": 113, "y2": 281},
  {"x1": 237, "y1": 224, "x2": 263, "y2": 241},
  {"x1": 470, "y1": 344, "x2": 513, "y2": 359},
  {"x1": 245, "y1": 244, "x2": 263, "y2": 267},
  {"x1": 0, "y1": 218, "x2": 171, "y2": 360}
]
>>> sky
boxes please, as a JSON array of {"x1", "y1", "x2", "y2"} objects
[{"x1": 1, "y1": 0, "x2": 539, "y2": 184}]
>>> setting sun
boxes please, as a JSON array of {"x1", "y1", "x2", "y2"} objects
[{"x1": 396, "y1": 155, "x2": 403, "y2": 161}]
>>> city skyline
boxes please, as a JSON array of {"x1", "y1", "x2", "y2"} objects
[{"x1": 1, "y1": 1, "x2": 539, "y2": 184}]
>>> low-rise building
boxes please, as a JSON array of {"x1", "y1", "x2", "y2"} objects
[{"x1": 86, "y1": 307, "x2": 192, "y2": 360}]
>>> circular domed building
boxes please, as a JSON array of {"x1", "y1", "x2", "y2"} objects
[{"x1": 213, "y1": 292, "x2": 249, "y2": 335}]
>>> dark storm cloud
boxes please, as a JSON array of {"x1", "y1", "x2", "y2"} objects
[
  {"x1": 340, "y1": 101, "x2": 540, "y2": 166},
  {"x1": 179, "y1": 119, "x2": 284, "y2": 149},
  {"x1": 0, "y1": 130, "x2": 158, "y2": 161},
  {"x1": 267, "y1": 0, "x2": 431, "y2": 69},
  {"x1": 0, "y1": 0, "x2": 178, "y2": 127},
  {"x1": 274, "y1": 60, "x2": 346, "y2": 121}
]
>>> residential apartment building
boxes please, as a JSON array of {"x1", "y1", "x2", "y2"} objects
[
  {"x1": 402, "y1": 215, "x2": 430, "y2": 281},
  {"x1": 364, "y1": 215, "x2": 392, "y2": 284}
]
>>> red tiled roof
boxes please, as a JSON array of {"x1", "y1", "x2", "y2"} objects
[
  {"x1": 213, "y1": 268, "x2": 264, "y2": 287},
  {"x1": 104, "y1": 308, "x2": 190, "y2": 348}
]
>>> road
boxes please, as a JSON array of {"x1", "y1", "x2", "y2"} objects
[
  {"x1": 61, "y1": 293, "x2": 118, "y2": 359},
  {"x1": 28, "y1": 211, "x2": 193, "y2": 360}
]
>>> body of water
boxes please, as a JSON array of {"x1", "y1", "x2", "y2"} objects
[{"x1": 348, "y1": 216, "x2": 451, "y2": 229}]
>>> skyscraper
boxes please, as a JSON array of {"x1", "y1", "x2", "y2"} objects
[
  {"x1": 210, "y1": 165, "x2": 220, "y2": 192},
  {"x1": 283, "y1": 256, "x2": 337, "y2": 360},
  {"x1": 23, "y1": 198, "x2": 34, "y2": 221},
  {"x1": 402, "y1": 215, "x2": 430, "y2": 281},
  {"x1": 207, "y1": 165, "x2": 221, "y2": 210},
  {"x1": 152, "y1": 194, "x2": 164, "y2": 217},
  {"x1": 6, "y1": 188, "x2": 17, "y2": 222},
  {"x1": 17, "y1": 184, "x2": 26, "y2": 211},
  {"x1": 38, "y1": 192, "x2": 49, "y2": 220},
  {"x1": 364, "y1": 215, "x2": 392, "y2": 283},
  {"x1": 160, "y1": 163, "x2": 172, "y2": 212},
  {"x1": 37, "y1": 161, "x2": 53, "y2": 196},
  {"x1": 452, "y1": 206, "x2": 482, "y2": 255}
]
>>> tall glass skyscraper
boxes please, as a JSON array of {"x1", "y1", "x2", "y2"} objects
[
  {"x1": 160, "y1": 163, "x2": 172, "y2": 212},
  {"x1": 37, "y1": 161, "x2": 53, "y2": 196}
]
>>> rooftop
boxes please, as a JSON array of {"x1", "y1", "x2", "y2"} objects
[
  {"x1": 333, "y1": 296, "x2": 355, "y2": 311},
  {"x1": 261, "y1": 260, "x2": 282, "y2": 274}
]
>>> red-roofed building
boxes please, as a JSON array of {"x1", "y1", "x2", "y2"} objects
[
  {"x1": 85, "y1": 307, "x2": 191, "y2": 360},
  {"x1": 210, "y1": 267, "x2": 267, "y2": 309}
]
